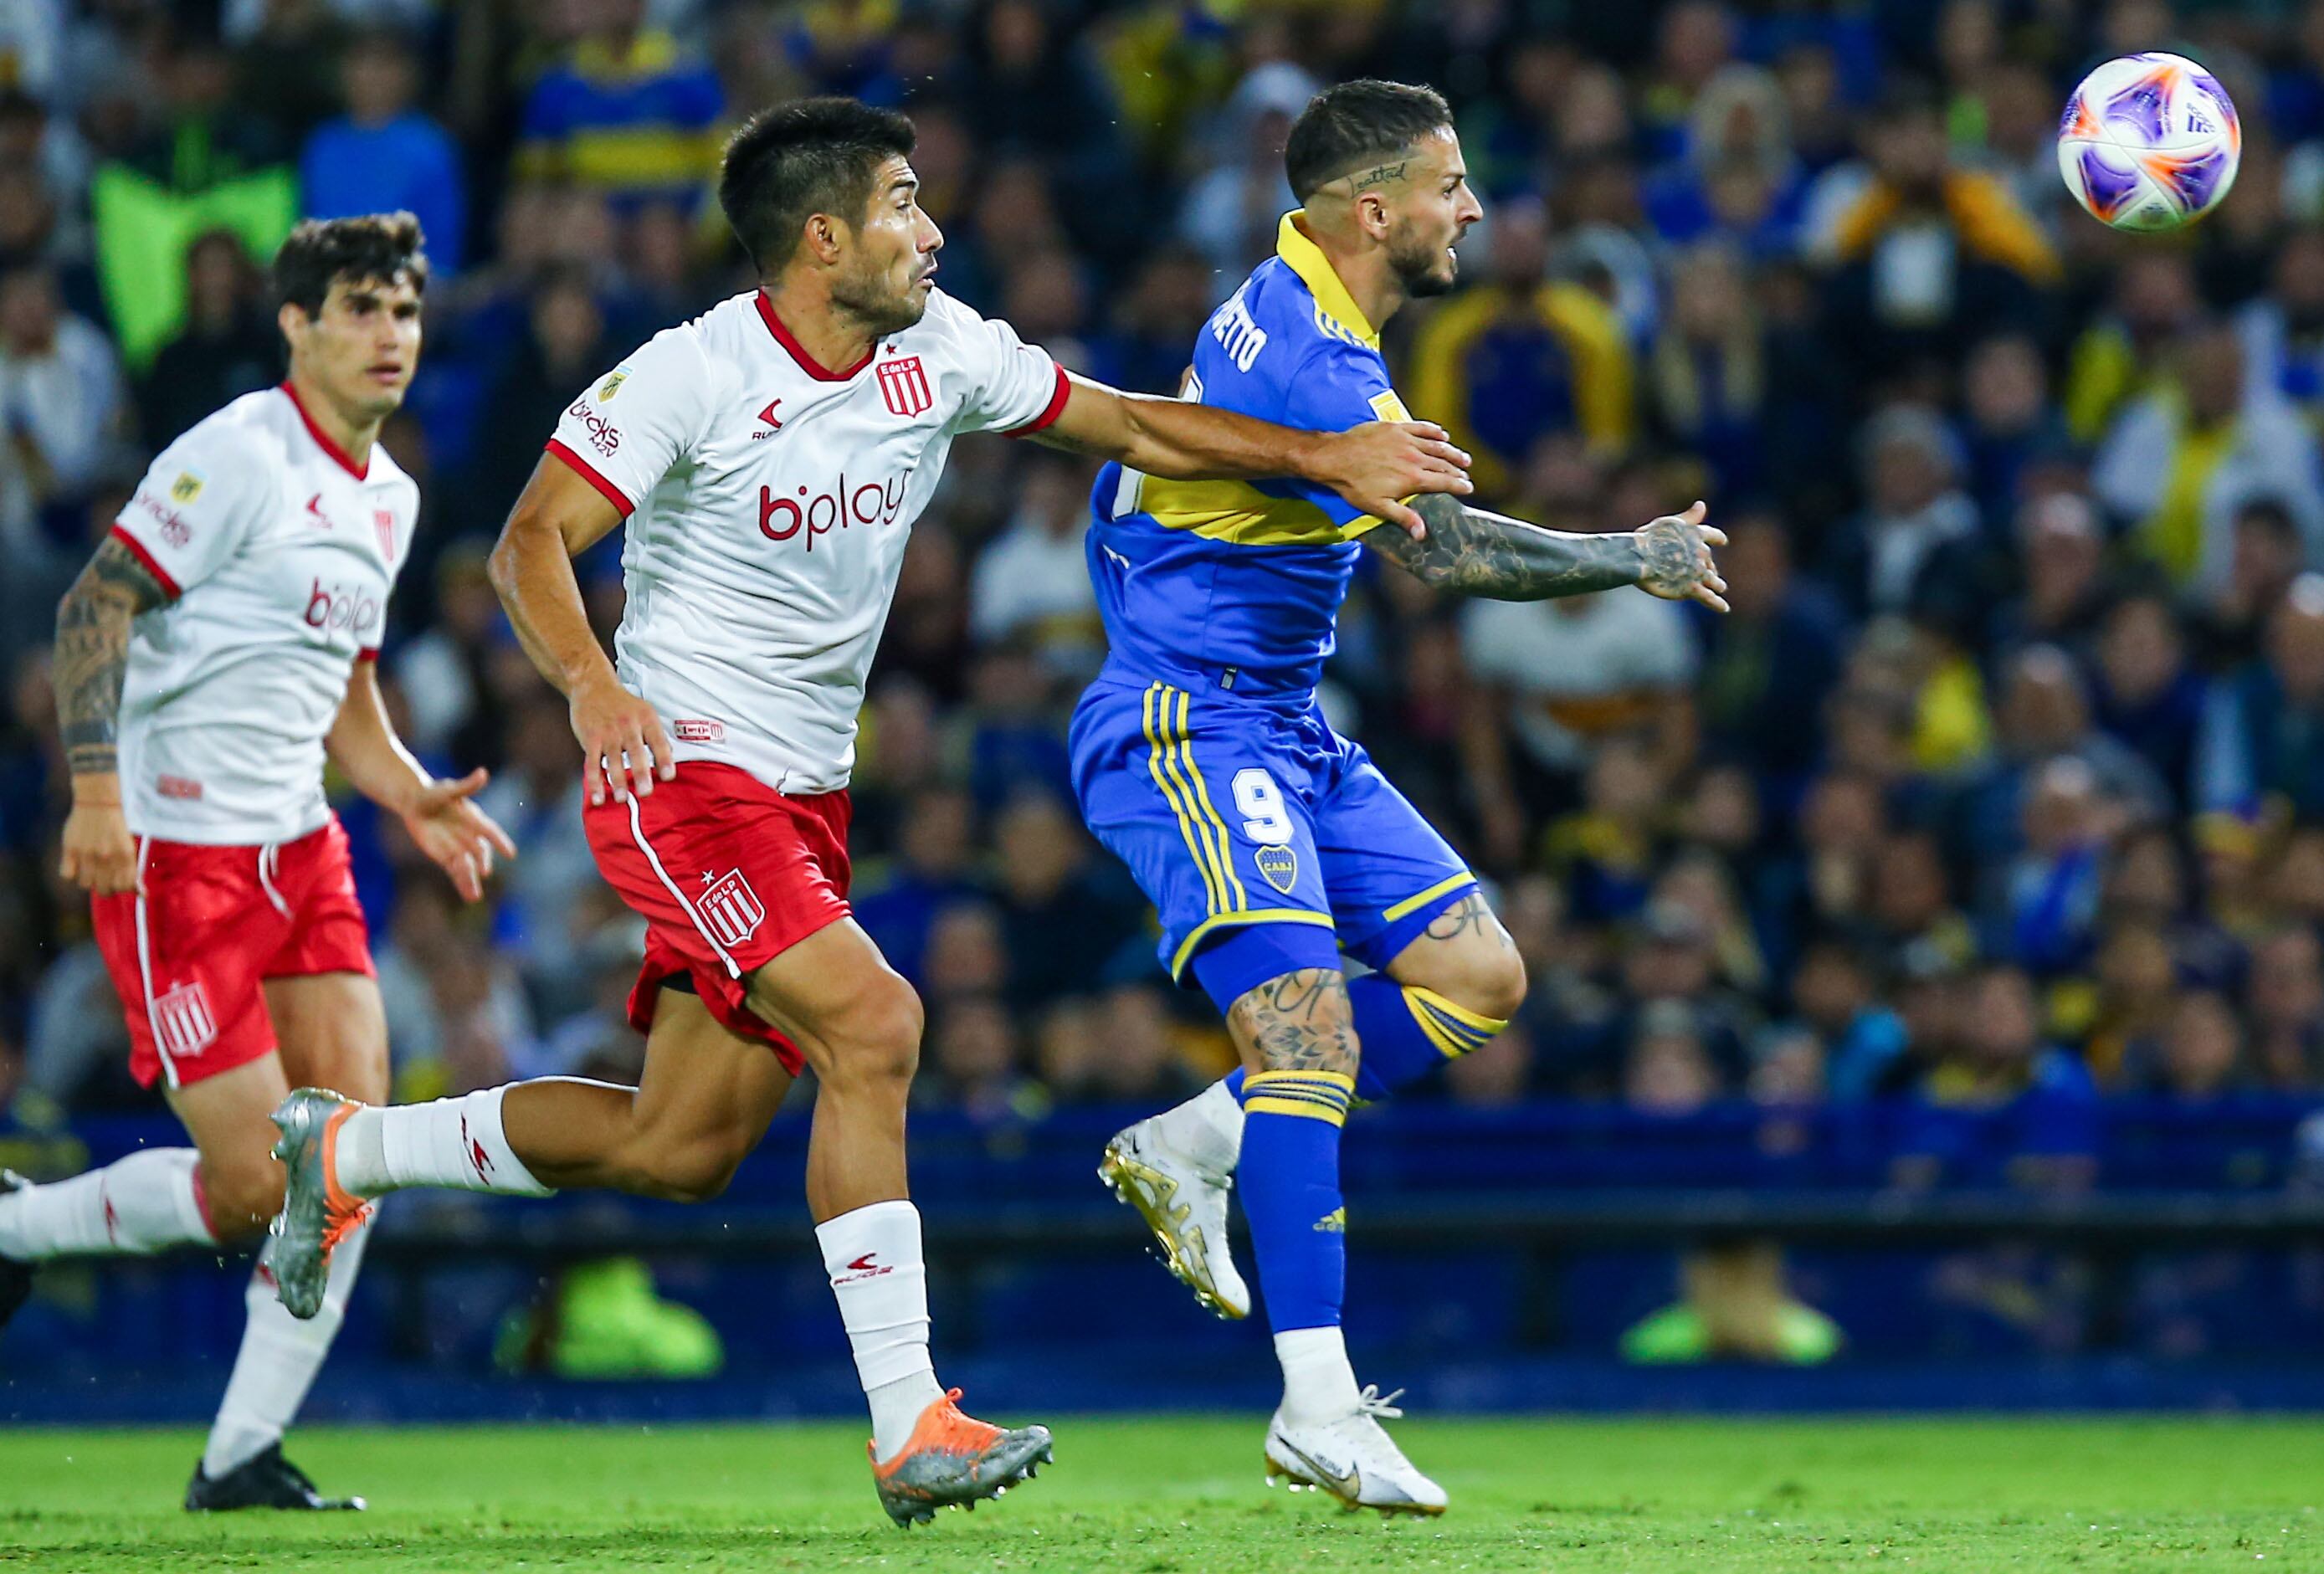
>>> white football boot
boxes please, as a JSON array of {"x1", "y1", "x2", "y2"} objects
[
  {"x1": 1265, "y1": 1387, "x2": 1447, "y2": 1516},
  {"x1": 1098, "y1": 1115, "x2": 1250, "y2": 1320}
]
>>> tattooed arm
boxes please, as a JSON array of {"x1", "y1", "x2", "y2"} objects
[
  {"x1": 54, "y1": 536, "x2": 170, "y2": 894},
  {"x1": 1364, "y1": 495, "x2": 1730, "y2": 609}
]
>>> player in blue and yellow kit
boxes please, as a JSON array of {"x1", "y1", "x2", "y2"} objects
[{"x1": 1070, "y1": 81, "x2": 1729, "y2": 1513}]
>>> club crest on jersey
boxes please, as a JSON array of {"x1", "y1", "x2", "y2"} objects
[
  {"x1": 152, "y1": 981, "x2": 218, "y2": 1060},
  {"x1": 596, "y1": 370, "x2": 628, "y2": 402},
  {"x1": 876, "y1": 354, "x2": 933, "y2": 418},
  {"x1": 1254, "y1": 844, "x2": 1299, "y2": 895},
  {"x1": 374, "y1": 509, "x2": 396, "y2": 559},
  {"x1": 169, "y1": 470, "x2": 205, "y2": 503},
  {"x1": 698, "y1": 869, "x2": 766, "y2": 948}
]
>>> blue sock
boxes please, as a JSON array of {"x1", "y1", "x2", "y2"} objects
[
  {"x1": 1235, "y1": 1071, "x2": 1353, "y2": 1334},
  {"x1": 1223, "y1": 980, "x2": 1506, "y2": 1104}
]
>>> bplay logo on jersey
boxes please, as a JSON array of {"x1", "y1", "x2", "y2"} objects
[
  {"x1": 759, "y1": 472, "x2": 908, "y2": 549},
  {"x1": 566, "y1": 396, "x2": 621, "y2": 457},
  {"x1": 305, "y1": 577, "x2": 382, "y2": 638}
]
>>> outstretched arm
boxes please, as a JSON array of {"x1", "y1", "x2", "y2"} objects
[
  {"x1": 54, "y1": 536, "x2": 170, "y2": 895},
  {"x1": 1029, "y1": 375, "x2": 1470, "y2": 536},
  {"x1": 1364, "y1": 495, "x2": 1729, "y2": 609},
  {"x1": 328, "y1": 659, "x2": 516, "y2": 903}
]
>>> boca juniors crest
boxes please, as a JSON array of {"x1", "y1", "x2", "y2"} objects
[
  {"x1": 876, "y1": 354, "x2": 933, "y2": 418},
  {"x1": 699, "y1": 869, "x2": 766, "y2": 948},
  {"x1": 1254, "y1": 845, "x2": 1299, "y2": 895}
]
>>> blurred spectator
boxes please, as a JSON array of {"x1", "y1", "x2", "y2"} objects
[
  {"x1": 1648, "y1": 242, "x2": 1772, "y2": 499},
  {"x1": 90, "y1": 25, "x2": 297, "y2": 368},
  {"x1": 1823, "y1": 404, "x2": 1988, "y2": 627},
  {"x1": 2092, "y1": 319, "x2": 2324, "y2": 593},
  {"x1": 2245, "y1": 925, "x2": 2324, "y2": 1089},
  {"x1": 515, "y1": 0, "x2": 725, "y2": 210},
  {"x1": 1987, "y1": 492, "x2": 2111, "y2": 667},
  {"x1": 2065, "y1": 250, "x2": 2201, "y2": 446},
  {"x1": 988, "y1": 791, "x2": 1145, "y2": 1011},
  {"x1": 1817, "y1": 82, "x2": 2059, "y2": 386},
  {"x1": 301, "y1": 28, "x2": 465, "y2": 274},
  {"x1": 1688, "y1": 511, "x2": 1847, "y2": 787},
  {"x1": 2121, "y1": 988, "x2": 2248, "y2": 1100},
  {"x1": 137, "y1": 229, "x2": 277, "y2": 448},
  {"x1": 1901, "y1": 962, "x2": 2099, "y2": 1190},
  {"x1": 2091, "y1": 593, "x2": 2208, "y2": 810},
  {"x1": 1177, "y1": 69, "x2": 1303, "y2": 291},
  {"x1": 0, "y1": 263, "x2": 124, "y2": 643},
  {"x1": 1408, "y1": 197, "x2": 1636, "y2": 495},
  {"x1": 1959, "y1": 334, "x2": 2069, "y2": 530},
  {"x1": 967, "y1": 451, "x2": 1104, "y2": 679},
  {"x1": 2199, "y1": 574, "x2": 2324, "y2": 818}
]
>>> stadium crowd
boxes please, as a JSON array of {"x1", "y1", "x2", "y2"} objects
[{"x1": 7, "y1": 0, "x2": 2324, "y2": 1177}]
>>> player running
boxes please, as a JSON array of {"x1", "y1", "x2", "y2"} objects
[
  {"x1": 262, "y1": 97, "x2": 1470, "y2": 1527},
  {"x1": 0, "y1": 215, "x2": 513, "y2": 1510},
  {"x1": 1078, "y1": 81, "x2": 1727, "y2": 1514}
]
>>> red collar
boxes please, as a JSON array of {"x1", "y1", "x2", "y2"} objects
[
  {"x1": 755, "y1": 291, "x2": 877, "y2": 381},
  {"x1": 279, "y1": 381, "x2": 369, "y2": 479}
]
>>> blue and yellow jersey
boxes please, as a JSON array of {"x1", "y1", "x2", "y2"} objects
[{"x1": 1089, "y1": 211, "x2": 1412, "y2": 703}]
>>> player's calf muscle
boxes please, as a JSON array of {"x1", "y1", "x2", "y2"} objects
[{"x1": 1228, "y1": 967, "x2": 1359, "y2": 1075}]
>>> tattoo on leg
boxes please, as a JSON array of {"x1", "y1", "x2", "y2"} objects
[
  {"x1": 54, "y1": 536, "x2": 167, "y2": 777},
  {"x1": 1229, "y1": 967, "x2": 1358, "y2": 1075},
  {"x1": 1424, "y1": 890, "x2": 1516, "y2": 951}
]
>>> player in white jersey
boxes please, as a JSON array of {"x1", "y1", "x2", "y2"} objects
[
  {"x1": 265, "y1": 98, "x2": 1470, "y2": 1525},
  {"x1": 0, "y1": 217, "x2": 514, "y2": 1510}
]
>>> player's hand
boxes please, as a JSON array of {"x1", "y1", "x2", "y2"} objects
[
  {"x1": 1634, "y1": 500, "x2": 1729, "y2": 613},
  {"x1": 401, "y1": 767, "x2": 519, "y2": 904},
  {"x1": 59, "y1": 795, "x2": 137, "y2": 895},
  {"x1": 571, "y1": 672, "x2": 676, "y2": 806},
  {"x1": 1311, "y1": 421, "x2": 1470, "y2": 537}
]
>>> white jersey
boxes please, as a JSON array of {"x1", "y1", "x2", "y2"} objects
[
  {"x1": 110, "y1": 385, "x2": 418, "y2": 844},
  {"x1": 546, "y1": 287, "x2": 1067, "y2": 794}
]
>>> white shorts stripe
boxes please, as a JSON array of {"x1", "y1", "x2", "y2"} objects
[
  {"x1": 625, "y1": 794, "x2": 743, "y2": 979},
  {"x1": 130, "y1": 836, "x2": 178, "y2": 1089}
]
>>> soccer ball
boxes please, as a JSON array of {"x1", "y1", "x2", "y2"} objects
[{"x1": 2058, "y1": 52, "x2": 2240, "y2": 231}]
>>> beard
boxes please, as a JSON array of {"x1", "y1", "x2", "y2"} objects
[
  {"x1": 1388, "y1": 223, "x2": 1462, "y2": 300},
  {"x1": 830, "y1": 254, "x2": 929, "y2": 336}
]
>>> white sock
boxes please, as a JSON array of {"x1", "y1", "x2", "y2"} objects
[
  {"x1": 1157, "y1": 1078, "x2": 1244, "y2": 1175},
  {"x1": 1275, "y1": 1325, "x2": 1362, "y2": 1425},
  {"x1": 334, "y1": 1087, "x2": 553, "y2": 1199},
  {"x1": 203, "y1": 1207, "x2": 374, "y2": 1478},
  {"x1": 0, "y1": 1149, "x2": 215, "y2": 1259},
  {"x1": 817, "y1": 1199, "x2": 944, "y2": 1463}
]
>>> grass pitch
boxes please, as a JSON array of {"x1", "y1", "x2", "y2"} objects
[{"x1": 0, "y1": 1416, "x2": 2316, "y2": 1571}]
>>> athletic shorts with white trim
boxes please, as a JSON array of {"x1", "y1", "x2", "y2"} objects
[{"x1": 579, "y1": 758, "x2": 853, "y2": 1074}]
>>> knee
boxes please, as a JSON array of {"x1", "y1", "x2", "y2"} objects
[
  {"x1": 812, "y1": 976, "x2": 924, "y2": 1095},
  {"x1": 1444, "y1": 947, "x2": 1528, "y2": 1027},
  {"x1": 200, "y1": 1157, "x2": 285, "y2": 1242},
  {"x1": 623, "y1": 1128, "x2": 754, "y2": 1203}
]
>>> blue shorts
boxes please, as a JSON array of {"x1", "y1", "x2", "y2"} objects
[{"x1": 1069, "y1": 675, "x2": 1477, "y2": 1003}]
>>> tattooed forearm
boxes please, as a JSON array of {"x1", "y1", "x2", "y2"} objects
[
  {"x1": 1229, "y1": 966, "x2": 1359, "y2": 1075},
  {"x1": 1365, "y1": 493, "x2": 1646, "y2": 599},
  {"x1": 54, "y1": 537, "x2": 167, "y2": 777}
]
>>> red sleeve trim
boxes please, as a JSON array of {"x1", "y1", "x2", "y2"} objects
[
  {"x1": 108, "y1": 524, "x2": 182, "y2": 600},
  {"x1": 1003, "y1": 361, "x2": 1074, "y2": 438},
  {"x1": 357, "y1": 648, "x2": 380, "y2": 662},
  {"x1": 545, "y1": 438, "x2": 635, "y2": 518}
]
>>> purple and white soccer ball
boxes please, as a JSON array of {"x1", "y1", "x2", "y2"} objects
[{"x1": 2058, "y1": 52, "x2": 2240, "y2": 231}]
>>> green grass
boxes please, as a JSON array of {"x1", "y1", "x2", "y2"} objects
[{"x1": 1, "y1": 1418, "x2": 2318, "y2": 1571}]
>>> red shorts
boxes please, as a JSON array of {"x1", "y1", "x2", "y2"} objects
[
  {"x1": 91, "y1": 817, "x2": 375, "y2": 1090},
  {"x1": 582, "y1": 760, "x2": 853, "y2": 1075}
]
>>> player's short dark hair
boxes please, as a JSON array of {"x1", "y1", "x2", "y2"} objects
[
  {"x1": 719, "y1": 96, "x2": 917, "y2": 270},
  {"x1": 1285, "y1": 79, "x2": 1454, "y2": 203},
  {"x1": 273, "y1": 213, "x2": 428, "y2": 316}
]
